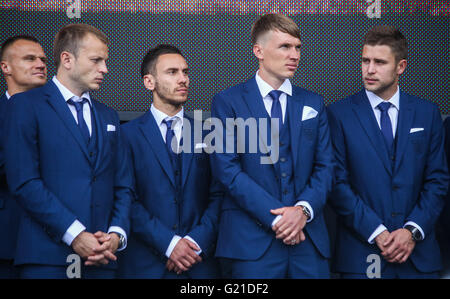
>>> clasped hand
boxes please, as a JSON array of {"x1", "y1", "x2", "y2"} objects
[
  {"x1": 271, "y1": 206, "x2": 308, "y2": 245},
  {"x1": 375, "y1": 229, "x2": 416, "y2": 264},
  {"x1": 166, "y1": 238, "x2": 202, "y2": 275},
  {"x1": 71, "y1": 231, "x2": 120, "y2": 267}
]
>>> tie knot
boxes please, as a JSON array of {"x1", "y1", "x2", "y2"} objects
[
  {"x1": 268, "y1": 90, "x2": 283, "y2": 102},
  {"x1": 163, "y1": 118, "x2": 176, "y2": 130},
  {"x1": 377, "y1": 101, "x2": 391, "y2": 112},
  {"x1": 68, "y1": 97, "x2": 88, "y2": 112}
]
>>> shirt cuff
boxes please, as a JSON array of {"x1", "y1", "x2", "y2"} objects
[
  {"x1": 272, "y1": 215, "x2": 282, "y2": 227},
  {"x1": 368, "y1": 224, "x2": 387, "y2": 244},
  {"x1": 108, "y1": 226, "x2": 128, "y2": 251},
  {"x1": 184, "y1": 235, "x2": 202, "y2": 255},
  {"x1": 165, "y1": 235, "x2": 182, "y2": 258},
  {"x1": 404, "y1": 221, "x2": 425, "y2": 240},
  {"x1": 62, "y1": 220, "x2": 86, "y2": 246},
  {"x1": 295, "y1": 201, "x2": 314, "y2": 222}
]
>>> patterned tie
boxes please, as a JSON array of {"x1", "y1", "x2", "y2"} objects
[
  {"x1": 268, "y1": 90, "x2": 283, "y2": 130},
  {"x1": 377, "y1": 101, "x2": 394, "y2": 150},
  {"x1": 67, "y1": 96, "x2": 90, "y2": 144},
  {"x1": 163, "y1": 118, "x2": 178, "y2": 163}
]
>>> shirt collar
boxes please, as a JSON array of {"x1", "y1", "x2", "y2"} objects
[
  {"x1": 255, "y1": 71, "x2": 292, "y2": 98},
  {"x1": 5, "y1": 91, "x2": 10, "y2": 100},
  {"x1": 365, "y1": 86, "x2": 400, "y2": 111},
  {"x1": 52, "y1": 76, "x2": 92, "y2": 105},
  {"x1": 150, "y1": 104, "x2": 184, "y2": 128}
]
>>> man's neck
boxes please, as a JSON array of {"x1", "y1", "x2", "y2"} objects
[
  {"x1": 152, "y1": 99, "x2": 183, "y2": 117},
  {"x1": 257, "y1": 68, "x2": 285, "y2": 90},
  {"x1": 56, "y1": 73, "x2": 85, "y2": 97}
]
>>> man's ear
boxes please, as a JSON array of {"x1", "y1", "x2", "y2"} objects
[
  {"x1": 143, "y1": 74, "x2": 155, "y2": 91},
  {"x1": 253, "y1": 43, "x2": 264, "y2": 61},
  {"x1": 60, "y1": 51, "x2": 75, "y2": 70},
  {"x1": 396, "y1": 59, "x2": 407, "y2": 76},
  {"x1": 0, "y1": 61, "x2": 11, "y2": 76}
]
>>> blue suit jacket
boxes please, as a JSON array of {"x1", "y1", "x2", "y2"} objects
[
  {"x1": 210, "y1": 77, "x2": 333, "y2": 260},
  {"x1": 117, "y1": 111, "x2": 222, "y2": 278},
  {"x1": 0, "y1": 94, "x2": 20, "y2": 260},
  {"x1": 4, "y1": 81, "x2": 133, "y2": 267},
  {"x1": 327, "y1": 90, "x2": 449, "y2": 273},
  {"x1": 437, "y1": 117, "x2": 450, "y2": 258}
]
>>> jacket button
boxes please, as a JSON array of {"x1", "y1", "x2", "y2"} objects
[{"x1": 172, "y1": 224, "x2": 177, "y2": 230}]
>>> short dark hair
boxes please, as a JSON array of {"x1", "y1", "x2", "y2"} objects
[
  {"x1": 53, "y1": 23, "x2": 109, "y2": 68},
  {"x1": 251, "y1": 14, "x2": 301, "y2": 45},
  {"x1": 0, "y1": 35, "x2": 40, "y2": 61},
  {"x1": 140, "y1": 44, "x2": 183, "y2": 77},
  {"x1": 364, "y1": 25, "x2": 408, "y2": 62}
]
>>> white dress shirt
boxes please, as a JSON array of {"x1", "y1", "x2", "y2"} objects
[
  {"x1": 52, "y1": 76, "x2": 92, "y2": 136},
  {"x1": 254, "y1": 72, "x2": 314, "y2": 226},
  {"x1": 365, "y1": 87, "x2": 424, "y2": 243},
  {"x1": 5, "y1": 91, "x2": 11, "y2": 100},
  {"x1": 150, "y1": 104, "x2": 202, "y2": 258},
  {"x1": 52, "y1": 76, "x2": 127, "y2": 250}
]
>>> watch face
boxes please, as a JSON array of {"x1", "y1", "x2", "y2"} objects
[{"x1": 413, "y1": 230, "x2": 421, "y2": 241}]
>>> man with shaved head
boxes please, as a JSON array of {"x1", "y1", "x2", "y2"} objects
[{"x1": 0, "y1": 35, "x2": 47, "y2": 278}]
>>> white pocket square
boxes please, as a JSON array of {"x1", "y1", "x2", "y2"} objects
[
  {"x1": 195, "y1": 143, "x2": 207, "y2": 149},
  {"x1": 410, "y1": 128, "x2": 424, "y2": 133},
  {"x1": 107, "y1": 124, "x2": 116, "y2": 132},
  {"x1": 302, "y1": 106, "x2": 318, "y2": 121}
]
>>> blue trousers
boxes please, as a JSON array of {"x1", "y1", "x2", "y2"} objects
[
  {"x1": 0, "y1": 259, "x2": 19, "y2": 279},
  {"x1": 220, "y1": 236, "x2": 330, "y2": 279},
  {"x1": 340, "y1": 259, "x2": 439, "y2": 279},
  {"x1": 18, "y1": 264, "x2": 116, "y2": 279}
]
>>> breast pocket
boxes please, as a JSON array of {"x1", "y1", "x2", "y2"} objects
[{"x1": 409, "y1": 130, "x2": 427, "y2": 154}]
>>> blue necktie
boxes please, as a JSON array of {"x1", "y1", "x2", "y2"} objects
[
  {"x1": 163, "y1": 118, "x2": 178, "y2": 163},
  {"x1": 269, "y1": 90, "x2": 283, "y2": 130},
  {"x1": 68, "y1": 97, "x2": 90, "y2": 144},
  {"x1": 377, "y1": 102, "x2": 394, "y2": 150}
]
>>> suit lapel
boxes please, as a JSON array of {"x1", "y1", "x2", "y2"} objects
[
  {"x1": 139, "y1": 111, "x2": 176, "y2": 186},
  {"x1": 242, "y1": 77, "x2": 275, "y2": 164},
  {"x1": 394, "y1": 92, "x2": 415, "y2": 172},
  {"x1": 44, "y1": 81, "x2": 90, "y2": 161},
  {"x1": 288, "y1": 87, "x2": 305, "y2": 169},
  {"x1": 91, "y1": 100, "x2": 106, "y2": 170},
  {"x1": 352, "y1": 91, "x2": 392, "y2": 175},
  {"x1": 180, "y1": 116, "x2": 195, "y2": 188}
]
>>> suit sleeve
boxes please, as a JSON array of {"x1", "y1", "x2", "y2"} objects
[
  {"x1": 185, "y1": 158, "x2": 223, "y2": 256},
  {"x1": 4, "y1": 94, "x2": 77, "y2": 242},
  {"x1": 210, "y1": 92, "x2": 284, "y2": 230},
  {"x1": 327, "y1": 105, "x2": 385, "y2": 240},
  {"x1": 405, "y1": 106, "x2": 449, "y2": 236},
  {"x1": 439, "y1": 118, "x2": 450, "y2": 234},
  {"x1": 108, "y1": 111, "x2": 133, "y2": 237},
  {"x1": 294, "y1": 99, "x2": 333, "y2": 218}
]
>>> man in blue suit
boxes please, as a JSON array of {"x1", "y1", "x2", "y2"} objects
[
  {"x1": 327, "y1": 25, "x2": 448, "y2": 278},
  {"x1": 4, "y1": 24, "x2": 133, "y2": 279},
  {"x1": 0, "y1": 35, "x2": 48, "y2": 278},
  {"x1": 117, "y1": 45, "x2": 222, "y2": 278},
  {"x1": 210, "y1": 14, "x2": 333, "y2": 278},
  {"x1": 437, "y1": 117, "x2": 450, "y2": 278}
]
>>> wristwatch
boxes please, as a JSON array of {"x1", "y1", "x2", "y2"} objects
[
  {"x1": 115, "y1": 233, "x2": 125, "y2": 249},
  {"x1": 404, "y1": 225, "x2": 423, "y2": 242},
  {"x1": 300, "y1": 205, "x2": 311, "y2": 220}
]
